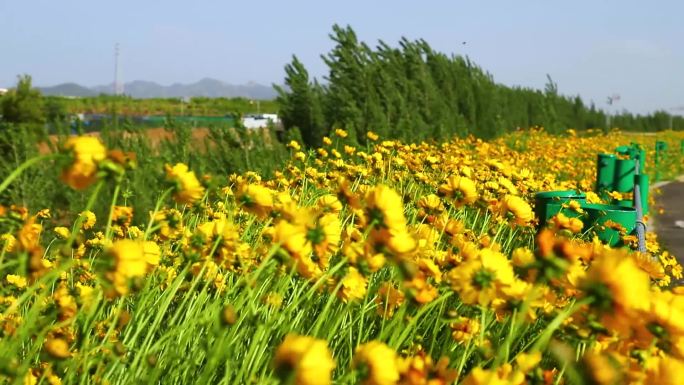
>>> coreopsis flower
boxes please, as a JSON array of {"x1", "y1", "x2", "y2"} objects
[
  {"x1": 353, "y1": 341, "x2": 400, "y2": 385},
  {"x1": 17, "y1": 216, "x2": 42, "y2": 252},
  {"x1": 273, "y1": 334, "x2": 335, "y2": 385},
  {"x1": 499, "y1": 195, "x2": 534, "y2": 225},
  {"x1": 5, "y1": 274, "x2": 27, "y2": 289},
  {"x1": 438, "y1": 176, "x2": 478, "y2": 207},
  {"x1": 364, "y1": 185, "x2": 407, "y2": 231},
  {"x1": 316, "y1": 195, "x2": 343, "y2": 214},
  {"x1": 60, "y1": 136, "x2": 107, "y2": 190},
  {"x1": 375, "y1": 282, "x2": 405, "y2": 318},
  {"x1": 396, "y1": 351, "x2": 457, "y2": 385},
  {"x1": 367, "y1": 131, "x2": 379, "y2": 141},
  {"x1": 165, "y1": 163, "x2": 205, "y2": 205},
  {"x1": 450, "y1": 316, "x2": 480, "y2": 343},
  {"x1": 44, "y1": 337, "x2": 71, "y2": 359},
  {"x1": 111, "y1": 206, "x2": 134, "y2": 227},
  {"x1": 287, "y1": 140, "x2": 301, "y2": 151},
  {"x1": 580, "y1": 249, "x2": 651, "y2": 333},
  {"x1": 236, "y1": 183, "x2": 274, "y2": 218},
  {"x1": 142, "y1": 241, "x2": 161, "y2": 269},
  {"x1": 338, "y1": 267, "x2": 367, "y2": 302},
  {"x1": 79, "y1": 210, "x2": 97, "y2": 230},
  {"x1": 53, "y1": 227, "x2": 70, "y2": 240},
  {"x1": 1, "y1": 233, "x2": 16, "y2": 253},
  {"x1": 461, "y1": 365, "x2": 524, "y2": 385},
  {"x1": 511, "y1": 247, "x2": 535, "y2": 267},
  {"x1": 106, "y1": 240, "x2": 148, "y2": 296},
  {"x1": 646, "y1": 355, "x2": 684, "y2": 385},
  {"x1": 515, "y1": 352, "x2": 542, "y2": 372},
  {"x1": 334, "y1": 128, "x2": 348, "y2": 138},
  {"x1": 551, "y1": 212, "x2": 584, "y2": 233},
  {"x1": 447, "y1": 248, "x2": 515, "y2": 306}
]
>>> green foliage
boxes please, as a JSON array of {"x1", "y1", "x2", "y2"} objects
[
  {"x1": 0, "y1": 75, "x2": 46, "y2": 127},
  {"x1": 48, "y1": 95, "x2": 278, "y2": 117},
  {"x1": 278, "y1": 25, "x2": 684, "y2": 143}
]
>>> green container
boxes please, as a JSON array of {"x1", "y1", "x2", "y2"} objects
[
  {"x1": 656, "y1": 141, "x2": 668, "y2": 152},
  {"x1": 615, "y1": 145, "x2": 630, "y2": 155},
  {"x1": 534, "y1": 190, "x2": 587, "y2": 227},
  {"x1": 544, "y1": 202, "x2": 587, "y2": 224},
  {"x1": 634, "y1": 174, "x2": 649, "y2": 215},
  {"x1": 614, "y1": 199, "x2": 633, "y2": 208},
  {"x1": 614, "y1": 159, "x2": 636, "y2": 192},
  {"x1": 596, "y1": 154, "x2": 616, "y2": 193},
  {"x1": 582, "y1": 204, "x2": 637, "y2": 247}
]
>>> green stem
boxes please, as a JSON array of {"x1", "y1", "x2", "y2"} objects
[
  {"x1": 105, "y1": 181, "x2": 122, "y2": 240},
  {"x1": 143, "y1": 188, "x2": 174, "y2": 241},
  {"x1": 67, "y1": 180, "x2": 105, "y2": 250},
  {"x1": 531, "y1": 297, "x2": 594, "y2": 352},
  {"x1": 0, "y1": 153, "x2": 61, "y2": 196}
]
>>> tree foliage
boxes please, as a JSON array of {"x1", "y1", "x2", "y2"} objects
[
  {"x1": 277, "y1": 25, "x2": 683, "y2": 146},
  {"x1": 0, "y1": 75, "x2": 46, "y2": 126}
]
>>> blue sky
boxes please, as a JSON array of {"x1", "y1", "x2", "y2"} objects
[{"x1": 1, "y1": 0, "x2": 683, "y2": 114}]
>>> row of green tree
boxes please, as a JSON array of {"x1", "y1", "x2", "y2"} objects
[{"x1": 276, "y1": 25, "x2": 684, "y2": 146}]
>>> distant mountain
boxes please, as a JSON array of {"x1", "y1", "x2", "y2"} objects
[
  {"x1": 40, "y1": 78, "x2": 278, "y2": 99},
  {"x1": 39, "y1": 83, "x2": 98, "y2": 97}
]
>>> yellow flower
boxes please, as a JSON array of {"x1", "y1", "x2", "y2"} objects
[
  {"x1": 1, "y1": 233, "x2": 16, "y2": 253},
  {"x1": 447, "y1": 248, "x2": 514, "y2": 306},
  {"x1": 54, "y1": 226, "x2": 70, "y2": 239},
  {"x1": 287, "y1": 140, "x2": 302, "y2": 151},
  {"x1": 60, "y1": 136, "x2": 107, "y2": 190},
  {"x1": 338, "y1": 267, "x2": 367, "y2": 302},
  {"x1": 511, "y1": 247, "x2": 535, "y2": 267},
  {"x1": 79, "y1": 210, "x2": 96, "y2": 230},
  {"x1": 236, "y1": 183, "x2": 274, "y2": 218},
  {"x1": 107, "y1": 240, "x2": 148, "y2": 296},
  {"x1": 367, "y1": 131, "x2": 379, "y2": 141},
  {"x1": 515, "y1": 352, "x2": 542, "y2": 372},
  {"x1": 450, "y1": 316, "x2": 480, "y2": 343},
  {"x1": 581, "y1": 249, "x2": 651, "y2": 332},
  {"x1": 375, "y1": 282, "x2": 405, "y2": 318},
  {"x1": 334, "y1": 128, "x2": 348, "y2": 138},
  {"x1": 143, "y1": 241, "x2": 161, "y2": 268},
  {"x1": 364, "y1": 185, "x2": 407, "y2": 231},
  {"x1": 44, "y1": 337, "x2": 71, "y2": 359},
  {"x1": 274, "y1": 334, "x2": 335, "y2": 385},
  {"x1": 438, "y1": 176, "x2": 478, "y2": 207},
  {"x1": 165, "y1": 163, "x2": 205, "y2": 205},
  {"x1": 354, "y1": 341, "x2": 399, "y2": 385},
  {"x1": 6, "y1": 274, "x2": 27, "y2": 288},
  {"x1": 500, "y1": 195, "x2": 533, "y2": 225},
  {"x1": 112, "y1": 205, "x2": 134, "y2": 227},
  {"x1": 322, "y1": 136, "x2": 333, "y2": 146},
  {"x1": 646, "y1": 356, "x2": 684, "y2": 385}
]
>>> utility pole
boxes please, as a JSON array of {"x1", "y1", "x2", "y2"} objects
[
  {"x1": 606, "y1": 94, "x2": 620, "y2": 132},
  {"x1": 114, "y1": 43, "x2": 124, "y2": 96},
  {"x1": 669, "y1": 106, "x2": 684, "y2": 130}
]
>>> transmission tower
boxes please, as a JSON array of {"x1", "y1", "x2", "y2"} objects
[{"x1": 114, "y1": 43, "x2": 124, "y2": 95}]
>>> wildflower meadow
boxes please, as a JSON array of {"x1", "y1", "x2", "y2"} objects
[{"x1": 0, "y1": 124, "x2": 683, "y2": 385}]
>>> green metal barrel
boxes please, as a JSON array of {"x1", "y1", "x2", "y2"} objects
[
  {"x1": 534, "y1": 190, "x2": 586, "y2": 227},
  {"x1": 596, "y1": 154, "x2": 616, "y2": 193},
  {"x1": 582, "y1": 204, "x2": 637, "y2": 247},
  {"x1": 614, "y1": 159, "x2": 636, "y2": 192}
]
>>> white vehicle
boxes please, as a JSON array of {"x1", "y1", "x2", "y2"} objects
[{"x1": 241, "y1": 114, "x2": 280, "y2": 129}]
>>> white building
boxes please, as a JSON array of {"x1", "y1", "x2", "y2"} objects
[
  {"x1": 0, "y1": 88, "x2": 8, "y2": 95},
  {"x1": 241, "y1": 114, "x2": 280, "y2": 129}
]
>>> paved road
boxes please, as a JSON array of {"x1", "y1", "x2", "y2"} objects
[{"x1": 653, "y1": 181, "x2": 684, "y2": 264}]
